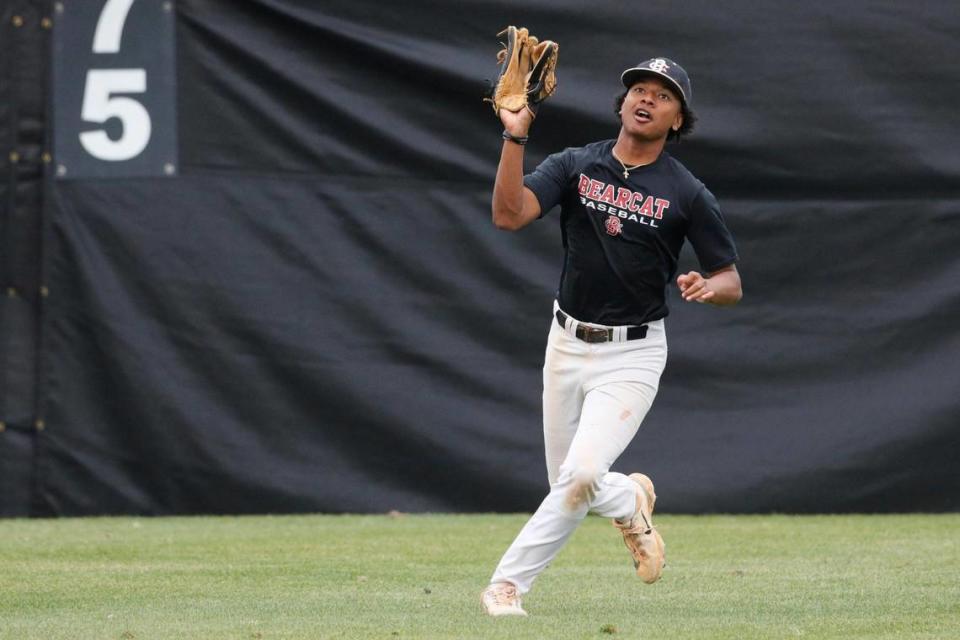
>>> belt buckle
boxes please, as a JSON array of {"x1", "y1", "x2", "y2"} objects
[{"x1": 579, "y1": 326, "x2": 612, "y2": 343}]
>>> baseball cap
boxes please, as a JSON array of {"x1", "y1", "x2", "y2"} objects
[{"x1": 621, "y1": 57, "x2": 692, "y2": 106}]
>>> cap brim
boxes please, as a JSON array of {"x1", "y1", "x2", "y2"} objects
[{"x1": 620, "y1": 68, "x2": 687, "y2": 105}]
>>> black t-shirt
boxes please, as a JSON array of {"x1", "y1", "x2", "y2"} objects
[{"x1": 524, "y1": 139, "x2": 738, "y2": 326}]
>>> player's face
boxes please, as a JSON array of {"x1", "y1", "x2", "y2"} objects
[{"x1": 621, "y1": 78, "x2": 683, "y2": 141}]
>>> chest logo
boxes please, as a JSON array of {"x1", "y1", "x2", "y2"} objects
[
  {"x1": 577, "y1": 173, "x2": 671, "y2": 230},
  {"x1": 605, "y1": 215, "x2": 623, "y2": 236}
]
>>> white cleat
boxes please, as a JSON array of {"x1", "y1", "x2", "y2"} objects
[{"x1": 481, "y1": 582, "x2": 528, "y2": 617}]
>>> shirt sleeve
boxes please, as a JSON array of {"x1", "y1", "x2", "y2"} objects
[
  {"x1": 686, "y1": 186, "x2": 739, "y2": 273},
  {"x1": 523, "y1": 150, "x2": 572, "y2": 218}
]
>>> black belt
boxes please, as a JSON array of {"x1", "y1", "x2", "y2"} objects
[{"x1": 555, "y1": 309, "x2": 648, "y2": 343}]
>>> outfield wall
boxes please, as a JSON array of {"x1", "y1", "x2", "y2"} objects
[{"x1": 1, "y1": 0, "x2": 958, "y2": 516}]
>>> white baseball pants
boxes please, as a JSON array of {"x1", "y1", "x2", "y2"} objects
[{"x1": 490, "y1": 304, "x2": 668, "y2": 594}]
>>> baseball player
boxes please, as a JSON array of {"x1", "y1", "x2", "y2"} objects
[{"x1": 481, "y1": 57, "x2": 742, "y2": 616}]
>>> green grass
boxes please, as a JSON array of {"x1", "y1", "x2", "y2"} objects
[{"x1": 1, "y1": 513, "x2": 958, "y2": 639}]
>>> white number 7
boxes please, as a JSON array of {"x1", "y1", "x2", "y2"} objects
[
  {"x1": 79, "y1": 69, "x2": 152, "y2": 161},
  {"x1": 93, "y1": 0, "x2": 136, "y2": 53}
]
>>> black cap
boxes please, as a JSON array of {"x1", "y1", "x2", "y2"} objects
[{"x1": 621, "y1": 57, "x2": 692, "y2": 106}]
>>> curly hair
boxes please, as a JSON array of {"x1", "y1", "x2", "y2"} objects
[{"x1": 614, "y1": 90, "x2": 697, "y2": 142}]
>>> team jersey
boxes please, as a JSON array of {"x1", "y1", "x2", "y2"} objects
[{"x1": 524, "y1": 139, "x2": 738, "y2": 326}]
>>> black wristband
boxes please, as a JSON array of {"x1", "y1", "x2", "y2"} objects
[{"x1": 502, "y1": 130, "x2": 528, "y2": 146}]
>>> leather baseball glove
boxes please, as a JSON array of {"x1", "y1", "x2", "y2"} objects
[{"x1": 485, "y1": 26, "x2": 558, "y2": 116}]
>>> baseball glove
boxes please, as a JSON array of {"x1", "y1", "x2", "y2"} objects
[{"x1": 485, "y1": 26, "x2": 558, "y2": 116}]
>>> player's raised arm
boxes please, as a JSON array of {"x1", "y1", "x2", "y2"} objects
[
  {"x1": 485, "y1": 25, "x2": 555, "y2": 232},
  {"x1": 492, "y1": 107, "x2": 541, "y2": 230}
]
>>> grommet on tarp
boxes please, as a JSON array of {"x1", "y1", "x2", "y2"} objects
[
  {"x1": 6, "y1": 287, "x2": 17, "y2": 298},
  {"x1": 42, "y1": 152, "x2": 52, "y2": 164},
  {"x1": 41, "y1": 17, "x2": 52, "y2": 29},
  {"x1": 40, "y1": 285, "x2": 50, "y2": 298},
  {"x1": 35, "y1": 419, "x2": 46, "y2": 432},
  {"x1": 11, "y1": 15, "x2": 24, "y2": 27},
  {"x1": 9, "y1": 151, "x2": 20, "y2": 163}
]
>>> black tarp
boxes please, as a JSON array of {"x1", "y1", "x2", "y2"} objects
[
  {"x1": 1, "y1": 0, "x2": 958, "y2": 516},
  {"x1": 1, "y1": 0, "x2": 49, "y2": 517}
]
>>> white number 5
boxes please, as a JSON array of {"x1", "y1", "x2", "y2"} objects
[{"x1": 79, "y1": 69, "x2": 152, "y2": 161}]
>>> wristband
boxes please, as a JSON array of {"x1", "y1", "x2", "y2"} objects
[{"x1": 502, "y1": 130, "x2": 528, "y2": 146}]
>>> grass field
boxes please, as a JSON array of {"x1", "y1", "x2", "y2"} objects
[{"x1": 1, "y1": 513, "x2": 958, "y2": 639}]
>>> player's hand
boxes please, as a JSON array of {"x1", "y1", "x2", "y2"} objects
[
  {"x1": 499, "y1": 107, "x2": 534, "y2": 138},
  {"x1": 677, "y1": 271, "x2": 715, "y2": 303}
]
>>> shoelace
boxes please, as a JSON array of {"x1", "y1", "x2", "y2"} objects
[
  {"x1": 615, "y1": 511, "x2": 653, "y2": 536},
  {"x1": 491, "y1": 586, "x2": 518, "y2": 606}
]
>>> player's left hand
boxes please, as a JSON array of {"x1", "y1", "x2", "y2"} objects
[{"x1": 677, "y1": 271, "x2": 715, "y2": 303}]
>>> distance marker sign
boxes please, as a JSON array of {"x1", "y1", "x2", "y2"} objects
[{"x1": 53, "y1": 0, "x2": 177, "y2": 179}]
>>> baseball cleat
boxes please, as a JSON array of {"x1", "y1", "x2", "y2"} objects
[
  {"x1": 481, "y1": 582, "x2": 528, "y2": 617},
  {"x1": 613, "y1": 473, "x2": 666, "y2": 584}
]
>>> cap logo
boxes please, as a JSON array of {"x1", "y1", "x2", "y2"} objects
[{"x1": 648, "y1": 58, "x2": 670, "y2": 73}]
